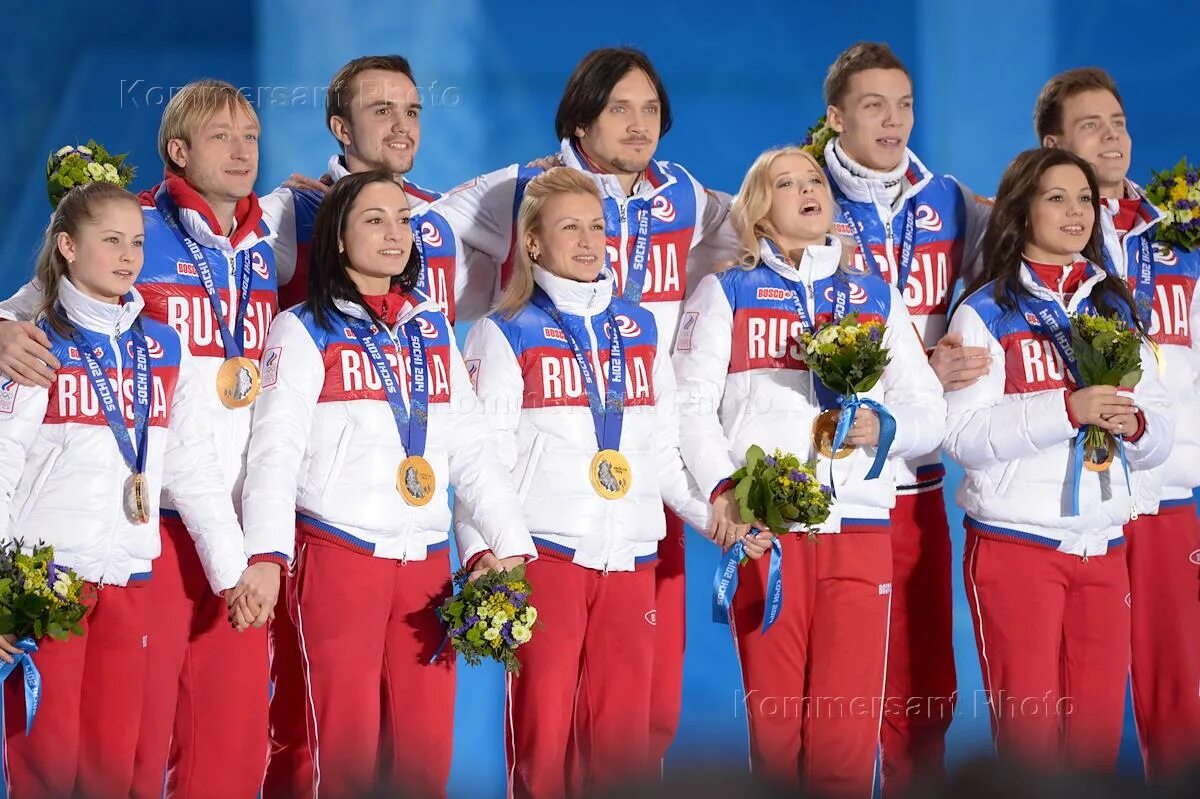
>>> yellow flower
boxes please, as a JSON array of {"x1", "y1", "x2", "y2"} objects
[{"x1": 1171, "y1": 179, "x2": 1189, "y2": 202}]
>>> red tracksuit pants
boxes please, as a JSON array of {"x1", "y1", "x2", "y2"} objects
[
  {"x1": 649, "y1": 510, "x2": 687, "y2": 766},
  {"x1": 964, "y1": 529, "x2": 1129, "y2": 771},
  {"x1": 506, "y1": 555, "x2": 658, "y2": 799},
  {"x1": 4, "y1": 582, "x2": 148, "y2": 799},
  {"x1": 731, "y1": 531, "x2": 893, "y2": 799},
  {"x1": 131, "y1": 516, "x2": 270, "y2": 799},
  {"x1": 291, "y1": 532, "x2": 455, "y2": 799},
  {"x1": 263, "y1": 575, "x2": 311, "y2": 799},
  {"x1": 1125, "y1": 500, "x2": 1200, "y2": 781},
  {"x1": 880, "y1": 489, "x2": 956, "y2": 794}
]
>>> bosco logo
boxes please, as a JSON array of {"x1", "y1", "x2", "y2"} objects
[
  {"x1": 650, "y1": 195, "x2": 676, "y2": 223},
  {"x1": 416, "y1": 316, "x2": 439, "y2": 338},
  {"x1": 823, "y1": 282, "x2": 869, "y2": 304},
  {"x1": 914, "y1": 204, "x2": 943, "y2": 232},
  {"x1": 420, "y1": 219, "x2": 443, "y2": 248},
  {"x1": 1152, "y1": 242, "x2": 1178, "y2": 266},
  {"x1": 251, "y1": 251, "x2": 270, "y2": 280},
  {"x1": 605, "y1": 313, "x2": 642, "y2": 338}
]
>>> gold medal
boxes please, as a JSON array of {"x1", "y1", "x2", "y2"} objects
[
  {"x1": 812, "y1": 409, "x2": 855, "y2": 460},
  {"x1": 125, "y1": 472, "x2": 150, "y2": 525},
  {"x1": 216, "y1": 357, "x2": 261, "y2": 409},
  {"x1": 397, "y1": 455, "x2": 436, "y2": 506},
  {"x1": 1083, "y1": 431, "x2": 1116, "y2": 473},
  {"x1": 590, "y1": 449, "x2": 632, "y2": 500}
]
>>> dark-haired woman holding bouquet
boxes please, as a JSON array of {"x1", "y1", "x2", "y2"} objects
[
  {"x1": 241, "y1": 170, "x2": 533, "y2": 799},
  {"x1": 945, "y1": 147, "x2": 1173, "y2": 771}
]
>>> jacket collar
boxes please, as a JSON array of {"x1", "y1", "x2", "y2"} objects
[
  {"x1": 558, "y1": 139, "x2": 675, "y2": 199},
  {"x1": 1100, "y1": 178, "x2": 1167, "y2": 241},
  {"x1": 57, "y1": 277, "x2": 144, "y2": 336},
  {"x1": 1017, "y1": 258, "x2": 1109, "y2": 313},
  {"x1": 326, "y1": 155, "x2": 441, "y2": 209},
  {"x1": 333, "y1": 287, "x2": 439, "y2": 328},
  {"x1": 758, "y1": 236, "x2": 844, "y2": 284},
  {"x1": 823, "y1": 137, "x2": 932, "y2": 207},
  {"x1": 532, "y1": 265, "x2": 614, "y2": 318},
  {"x1": 157, "y1": 177, "x2": 268, "y2": 254}
]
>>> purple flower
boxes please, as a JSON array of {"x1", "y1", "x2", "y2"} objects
[
  {"x1": 789, "y1": 469, "x2": 803, "y2": 482},
  {"x1": 511, "y1": 592, "x2": 528, "y2": 604},
  {"x1": 820, "y1": 485, "x2": 833, "y2": 495},
  {"x1": 1177, "y1": 199, "x2": 1190, "y2": 210},
  {"x1": 869, "y1": 327, "x2": 881, "y2": 342},
  {"x1": 501, "y1": 622, "x2": 517, "y2": 647},
  {"x1": 765, "y1": 456, "x2": 777, "y2": 468},
  {"x1": 798, "y1": 472, "x2": 810, "y2": 483}
]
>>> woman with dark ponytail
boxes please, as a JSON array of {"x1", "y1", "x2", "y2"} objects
[
  {"x1": 945, "y1": 148, "x2": 1173, "y2": 771},
  {"x1": 241, "y1": 170, "x2": 532, "y2": 798}
]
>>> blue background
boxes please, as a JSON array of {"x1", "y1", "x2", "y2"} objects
[{"x1": 2, "y1": 1, "x2": 1198, "y2": 795}]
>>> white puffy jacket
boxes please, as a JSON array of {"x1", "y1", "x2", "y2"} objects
[
  {"x1": 945, "y1": 260, "x2": 1174, "y2": 557},
  {"x1": 241, "y1": 291, "x2": 533, "y2": 565},
  {"x1": 672, "y1": 237, "x2": 947, "y2": 532},
  {"x1": 457, "y1": 266, "x2": 709, "y2": 572},
  {"x1": 0, "y1": 281, "x2": 246, "y2": 591}
]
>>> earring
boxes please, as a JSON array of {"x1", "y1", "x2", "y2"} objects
[{"x1": 528, "y1": 247, "x2": 540, "y2": 261}]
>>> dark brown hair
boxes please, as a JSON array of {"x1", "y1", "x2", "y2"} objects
[
  {"x1": 960, "y1": 147, "x2": 1142, "y2": 330},
  {"x1": 326, "y1": 55, "x2": 417, "y2": 144},
  {"x1": 824, "y1": 42, "x2": 912, "y2": 108},
  {"x1": 1033, "y1": 67, "x2": 1125, "y2": 141},
  {"x1": 306, "y1": 170, "x2": 421, "y2": 331},
  {"x1": 36, "y1": 182, "x2": 142, "y2": 337},
  {"x1": 555, "y1": 47, "x2": 672, "y2": 143}
]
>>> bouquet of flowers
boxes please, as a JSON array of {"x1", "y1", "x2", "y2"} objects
[
  {"x1": 729, "y1": 445, "x2": 832, "y2": 536},
  {"x1": 436, "y1": 565, "x2": 537, "y2": 674},
  {"x1": 0, "y1": 541, "x2": 90, "y2": 733},
  {"x1": 799, "y1": 313, "x2": 891, "y2": 458},
  {"x1": 1145, "y1": 158, "x2": 1200, "y2": 251},
  {"x1": 1070, "y1": 312, "x2": 1144, "y2": 471},
  {"x1": 801, "y1": 115, "x2": 836, "y2": 166},
  {"x1": 46, "y1": 141, "x2": 136, "y2": 210}
]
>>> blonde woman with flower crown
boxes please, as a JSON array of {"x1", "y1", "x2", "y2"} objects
[{"x1": 672, "y1": 146, "x2": 945, "y2": 799}]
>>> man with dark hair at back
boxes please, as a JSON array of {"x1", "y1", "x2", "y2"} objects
[
  {"x1": 1039, "y1": 66, "x2": 1200, "y2": 783},
  {"x1": 432, "y1": 46, "x2": 736, "y2": 789}
]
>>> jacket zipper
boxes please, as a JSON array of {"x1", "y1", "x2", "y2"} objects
[{"x1": 617, "y1": 199, "x2": 630, "y2": 295}]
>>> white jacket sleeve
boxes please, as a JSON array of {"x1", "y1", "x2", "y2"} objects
[
  {"x1": 0, "y1": 280, "x2": 45, "y2": 323},
  {"x1": 453, "y1": 317, "x2": 530, "y2": 564},
  {"x1": 453, "y1": 243, "x2": 499, "y2": 323},
  {"x1": 1124, "y1": 340, "x2": 1174, "y2": 470},
  {"x1": 160, "y1": 345, "x2": 248, "y2": 594},
  {"x1": 943, "y1": 303, "x2": 1076, "y2": 470},
  {"x1": 651, "y1": 337, "x2": 710, "y2": 530},
  {"x1": 686, "y1": 177, "x2": 739, "y2": 295},
  {"x1": 443, "y1": 333, "x2": 535, "y2": 563},
  {"x1": 433, "y1": 165, "x2": 520, "y2": 266},
  {"x1": 672, "y1": 274, "x2": 739, "y2": 495},
  {"x1": 0, "y1": 382, "x2": 48, "y2": 543},
  {"x1": 240, "y1": 312, "x2": 324, "y2": 564},
  {"x1": 879, "y1": 288, "x2": 947, "y2": 459}
]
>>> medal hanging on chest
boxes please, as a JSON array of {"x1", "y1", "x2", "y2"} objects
[
  {"x1": 157, "y1": 196, "x2": 262, "y2": 408},
  {"x1": 344, "y1": 312, "x2": 435, "y2": 506},
  {"x1": 71, "y1": 320, "x2": 154, "y2": 525}
]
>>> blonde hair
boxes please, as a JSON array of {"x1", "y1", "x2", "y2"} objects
[
  {"x1": 158, "y1": 79, "x2": 259, "y2": 175},
  {"x1": 730, "y1": 146, "x2": 850, "y2": 270},
  {"x1": 35, "y1": 182, "x2": 143, "y2": 337},
  {"x1": 496, "y1": 167, "x2": 604, "y2": 318}
]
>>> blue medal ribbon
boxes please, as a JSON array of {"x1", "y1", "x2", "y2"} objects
[
  {"x1": 712, "y1": 532, "x2": 783, "y2": 635},
  {"x1": 0, "y1": 637, "x2": 42, "y2": 734},
  {"x1": 70, "y1": 320, "x2": 151, "y2": 477},
  {"x1": 156, "y1": 196, "x2": 254, "y2": 360},
  {"x1": 621, "y1": 200, "x2": 653, "y2": 304},
  {"x1": 1103, "y1": 236, "x2": 1155, "y2": 330},
  {"x1": 830, "y1": 183, "x2": 917, "y2": 291},
  {"x1": 830, "y1": 396, "x2": 897, "y2": 480},
  {"x1": 342, "y1": 312, "x2": 429, "y2": 458},
  {"x1": 530, "y1": 291, "x2": 625, "y2": 453},
  {"x1": 1020, "y1": 265, "x2": 1132, "y2": 515},
  {"x1": 409, "y1": 214, "x2": 430, "y2": 296}
]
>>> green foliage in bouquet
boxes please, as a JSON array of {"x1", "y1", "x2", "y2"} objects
[
  {"x1": 801, "y1": 116, "x2": 836, "y2": 166},
  {"x1": 1070, "y1": 312, "x2": 1144, "y2": 451},
  {"x1": 0, "y1": 541, "x2": 89, "y2": 642},
  {"x1": 729, "y1": 446, "x2": 833, "y2": 535},
  {"x1": 438, "y1": 565, "x2": 537, "y2": 674},
  {"x1": 46, "y1": 141, "x2": 136, "y2": 210},
  {"x1": 799, "y1": 313, "x2": 891, "y2": 396},
  {"x1": 1145, "y1": 157, "x2": 1200, "y2": 251}
]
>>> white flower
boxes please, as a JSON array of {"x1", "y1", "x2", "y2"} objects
[
  {"x1": 53, "y1": 576, "x2": 72, "y2": 597},
  {"x1": 521, "y1": 607, "x2": 537, "y2": 624},
  {"x1": 77, "y1": 146, "x2": 92, "y2": 156},
  {"x1": 483, "y1": 627, "x2": 500, "y2": 642},
  {"x1": 103, "y1": 163, "x2": 120, "y2": 181},
  {"x1": 492, "y1": 610, "x2": 509, "y2": 625},
  {"x1": 86, "y1": 162, "x2": 104, "y2": 180},
  {"x1": 815, "y1": 326, "x2": 841, "y2": 346},
  {"x1": 477, "y1": 604, "x2": 492, "y2": 619},
  {"x1": 511, "y1": 624, "x2": 532, "y2": 644},
  {"x1": 55, "y1": 145, "x2": 75, "y2": 158}
]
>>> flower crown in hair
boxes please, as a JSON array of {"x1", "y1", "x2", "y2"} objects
[{"x1": 46, "y1": 140, "x2": 136, "y2": 210}]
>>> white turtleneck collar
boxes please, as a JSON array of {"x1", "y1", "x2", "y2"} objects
[
  {"x1": 532, "y1": 264, "x2": 614, "y2": 318},
  {"x1": 758, "y1": 236, "x2": 844, "y2": 283},
  {"x1": 825, "y1": 137, "x2": 931, "y2": 211},
  {"x1": 56, "y1": 277, "x2": 144, "y2": 337}
]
